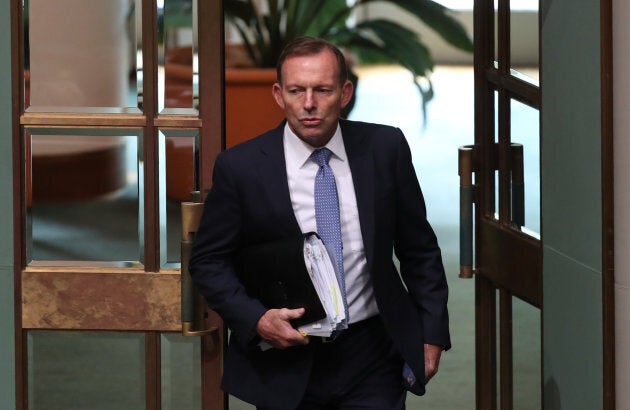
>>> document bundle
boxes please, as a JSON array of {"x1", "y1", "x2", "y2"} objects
[{"x1": 235, "y1": 232, "x2": 347, "y2": 338}]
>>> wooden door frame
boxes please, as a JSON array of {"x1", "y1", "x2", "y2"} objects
[
  {"x1": 10, "y1": 0, "x2": 226, "y2": 408},
  {"x1": 473, "y1": 0, "x2": 542, "y2": 408},
  {"x1": 473, "y1": 0, "x2": 615, "y2": 409},
  {"x1": 198, "y1": 1, "x2": 225, "y2": 408}
]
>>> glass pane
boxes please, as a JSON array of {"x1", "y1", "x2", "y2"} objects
[
  {"x1": 28, "y1": 331, "x2": 145, "y2": 410},
  {"x1": 158, "y1": 0, "x2": 199, "y2": 113},
  {"x1": 510, "y1": 0, "x2": 539, "y2": 84},
  {"x1": 510, "y1": 99, "x2": 540, "y2": 237},
  {"x1": 513, "y1": 297, "x2": 541, "y2": 409},
  {"x1": 161, "y1": 333, "x2": 201, "y2": 410},
  {"x1": 159, "y1": 129, "x2": 199, "y2": 267},
  {"x1": 26, "y1": 128, "x2": 144, "y2": 266},
  {"x1": 25, "y1": 0, "x2": 141, "y2": 113}
]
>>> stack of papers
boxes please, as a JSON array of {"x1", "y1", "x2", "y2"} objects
[
  {"x1": 235, "y1": 232, "x2": 348, "y2": 349},
  {"x1": 297, "y1": 234, "x2": 347, "y2": 337}
]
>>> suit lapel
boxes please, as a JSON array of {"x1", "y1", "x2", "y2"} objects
[
  {"x1": 254, "y1": 125, "x2": 303, "y2": 236},
  {"x1": 341, "y1": 121, "x2": 376, "y2": 268}
]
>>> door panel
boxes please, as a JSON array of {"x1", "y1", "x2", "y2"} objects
[
  {"x1": 27, "y1": 331, "x2": 147, "y2": 410},
  {"x1": 468, "y1": 1, "x2": 542, "y2": 408},
  {"x1": 512, "y1": 297, "x2": 541, "y2": 410},
  {"x1": 14, "y1": 0, "x2": 225, "y2": 408}
]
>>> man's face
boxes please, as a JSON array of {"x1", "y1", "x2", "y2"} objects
[{"x1": 272, "y1": 50, "x2": 353, "y2": 148}]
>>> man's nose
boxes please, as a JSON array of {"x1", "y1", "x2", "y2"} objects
[{"x1": 304, "y1": 90, "x2": 315, "y2": 110}]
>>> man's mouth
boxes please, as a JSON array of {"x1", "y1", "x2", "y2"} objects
[{"x1": 300, "y1": 117, "x2": 321, "y2": 126}]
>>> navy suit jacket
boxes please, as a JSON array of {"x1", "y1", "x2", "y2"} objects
[{"x1": 189, "y1": 119, "x2": 450, "y2": 409}]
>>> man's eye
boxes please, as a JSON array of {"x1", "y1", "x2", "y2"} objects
[{"x1": 288, "y1": 89, "x2": 302, "y2": 94}]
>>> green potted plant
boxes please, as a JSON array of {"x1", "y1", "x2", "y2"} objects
[{"x1": 224, "y1": 0, "x2": 473, "y2": 141}]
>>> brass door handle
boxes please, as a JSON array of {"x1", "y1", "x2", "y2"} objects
[
  {"x1": 458, "y1": 145, "x2": 475, "y2": 279},
  {"x1": 181, "y1": 198, "x2": 217, "y2": 337}
]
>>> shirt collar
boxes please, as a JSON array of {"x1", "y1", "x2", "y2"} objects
[{"x1": 283, "y1": 123, "x2": 347, "y2": 168}]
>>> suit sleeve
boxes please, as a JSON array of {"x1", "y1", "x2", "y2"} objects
[
  {"x1": 188, "y1": 152, "x2": 267, "y2": 349},
  {"x1": 392, "y1": 131, "x2": 451, "y2": 350}
]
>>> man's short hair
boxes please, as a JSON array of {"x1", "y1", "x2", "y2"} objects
[{"x1": 276, "y1": 37, "x2": 349, "y2": 85}]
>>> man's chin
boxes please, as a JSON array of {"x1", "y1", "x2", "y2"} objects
[{"x1": 296, "y1": 132, "x2": 330, "y2": 148}]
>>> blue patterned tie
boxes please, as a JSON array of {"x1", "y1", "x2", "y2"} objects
[{"x1": 311, "y1": 148, "x2": 349, "y2": 328}]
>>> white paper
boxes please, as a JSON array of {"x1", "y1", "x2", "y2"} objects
[{"x1": 297, "y1": 234, "x2": 347, "y2": 337}]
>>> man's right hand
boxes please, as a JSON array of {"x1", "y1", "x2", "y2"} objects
[{"x1": 256, "y1": 308, "x2": 309, "y2": 349}]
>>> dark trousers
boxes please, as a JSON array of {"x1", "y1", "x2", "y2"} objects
[{"x1": 260, "y1": 316, "x2": 406, "y2": 410}]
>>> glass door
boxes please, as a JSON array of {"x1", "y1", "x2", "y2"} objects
[
  {"x1": 13, "y1": 0, "x2": 224, "y2": 408},
  {"x1": 462, "y1": 0, "x2": 542, "y2": 408}
]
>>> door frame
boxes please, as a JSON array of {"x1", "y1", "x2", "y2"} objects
[
  {"x1": 471, "y1": 0, "x2": 615, "y2": 409},
  {"x1": 9, "y1": 0, "x2": 225, "y2": 408},
  {"x1": 472, "y1": 1, "x2": 542, "y2": 408}
]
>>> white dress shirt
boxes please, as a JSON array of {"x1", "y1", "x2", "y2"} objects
[{"x1": 283, "y1": 123, "x2": 378, "y2": 323}]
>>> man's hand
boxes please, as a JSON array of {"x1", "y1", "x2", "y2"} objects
[
  {"x1": 424, "y1": 343, "x2": 443, "y2": 382},
  {"x1": 256, "y1": 308, "x2": 309, "y2": 349}
]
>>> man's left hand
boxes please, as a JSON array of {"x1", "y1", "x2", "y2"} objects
[{"x1": 424, "y1": 343, "x2": 442, "y2": 382}]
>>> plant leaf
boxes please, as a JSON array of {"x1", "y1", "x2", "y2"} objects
[
  {"x1": 332, "y1": 20, "x2": 436, "y2": 118},
  {"x1": 357, "y1": 0, "x2": 473, "y2": 51},
  {"x1": 288, "y1": 1, "x2": 330, "y2": 39},
  {"x1": 307, "y1": 0, "x2": 350, "y2": 38}
]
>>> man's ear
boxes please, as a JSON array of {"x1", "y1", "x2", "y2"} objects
[
  {"x1": 340, "y1": 80, "x2": 354, "y2": 109},
  {"x1": 272, "y1": 83, "x2": 285, "y2": 109}
]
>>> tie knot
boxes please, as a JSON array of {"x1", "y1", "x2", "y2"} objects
[{"x1": 310, "y1": 148, "x2": 333, "y2": 167}]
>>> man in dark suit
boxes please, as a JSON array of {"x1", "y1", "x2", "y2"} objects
[{"x1": 189, "y1": 37, "x2": 450, "y2": 410}]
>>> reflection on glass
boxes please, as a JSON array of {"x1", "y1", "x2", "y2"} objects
[
  {"x1": 28, "y1": 331, "x2": 146, "y2": 410},
  {"x1": 510, "y1": 0, "x2": 539, "y2": 84},
  {"x1": 159, "y1": 129, "x2": 199, "y2": 267},
  {"x1": 513, "y1": 297, "x2": 541, "y2": 409},
  {"x1": 158, "y1": 0, "x2": 199, "y2": 113},
  {"x1": 511, "y1": 68, "x2": 539, "y2": 87},
  {"x1": 26, "y1": 128, "x2": 143, "y2": 266},
  {"x1": 161, "y1": 333, "x2": 201, "y2": 410},
  {"x1": 133, "y1": 0, "x2": 143, "y2": 110},
  {"x1": 24, "y1": 0, "x2": 141, "y2": 112},
  {"x1": 510, "y1": 99, "x2": 540, "y2": 237}
]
